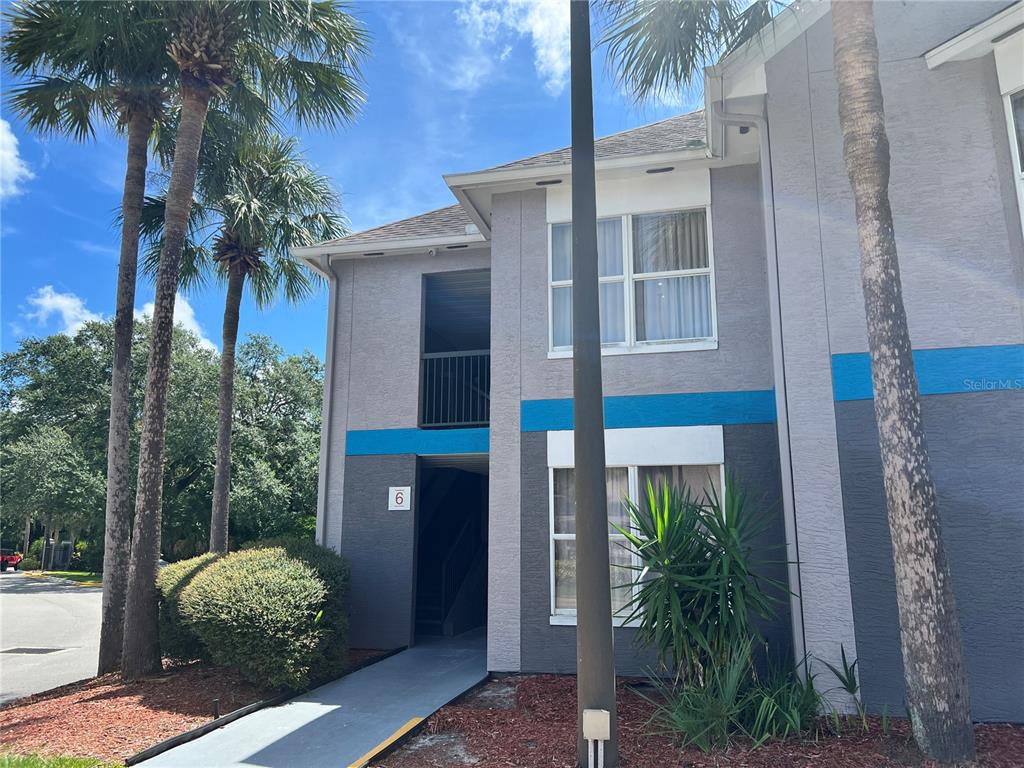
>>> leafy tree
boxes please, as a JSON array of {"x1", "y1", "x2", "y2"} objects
[
  {"x1": 1, "y1": 425, "x2": 105, "y2": 567},
  {"x1": 3, "y1": 0, "x2": 174, "y2": 671},
  {"x1": 124, "y1": 0, "x2": 367, "y2": 681},
  {"x1": 0, "y1": 321, "x2": 321, "y2": 563},
  {"x1": 601, "y1": 0, "x2": 975, "y2": 760},
  {"x1": 141, "y1": 136, "x2": 343, "y2": 553}
]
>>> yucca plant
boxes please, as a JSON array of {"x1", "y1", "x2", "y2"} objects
[{"x1": 614, "y1": 474, "x2": 784, "y2": 685}]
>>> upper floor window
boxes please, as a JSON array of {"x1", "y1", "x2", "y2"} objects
[{"x1": 549, "y1": 208, "x2": 716, "y2": 355}]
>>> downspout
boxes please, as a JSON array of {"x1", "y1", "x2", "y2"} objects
[
  {"x1": 315, "y1": 253, "x2": 339, "y2": 548},
  {"x1": 711, "y1": 100, "x2": 808, "y2": 672}
]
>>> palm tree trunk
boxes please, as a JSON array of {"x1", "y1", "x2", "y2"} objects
[
  {"x1": 121, "y1": 84, "x2": 211, "y2": 681},
  {"x1": 209, "y1": 264, "x2": 245, "y2": 554},
  {"x1": 98, "y1": 110, "x2": 154, "y2": 675},
  {"x1": 832, "y1": 2, "x2": 975, "y2": 762}
]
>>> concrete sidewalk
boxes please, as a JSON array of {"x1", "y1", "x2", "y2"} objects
[{"x1": 141, "y1": 629, "x2": 487, "y2": 768}]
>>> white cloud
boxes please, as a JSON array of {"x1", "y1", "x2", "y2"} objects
[
  {"x1": 136, "y1": 293, "x2": 217, "y2": 352},
  {"x1": 74, "y1": 239, "x2": 119, "y2": 259},
  {"x1": 453, "y1": 0, "x2": 570, "y2": 96},
  {"x1": 0, "y1": 118, "x2": 35, "y2": 199},
  {"x1": 24, "y1": 286, "x2": 102, "y2": 336}
]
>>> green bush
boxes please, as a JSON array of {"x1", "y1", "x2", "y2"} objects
[
  {"x1": 165, "y1": 541, "x2": 347, "y2": 689},
  {"x1": 19, "y1": 557, "x2": 40, "y2": 570},
  {"x1": 156, "y1": 553, "x2": 220, "y2": 661},
  {"x1": 27, "y1": 538, "x2": 43, "y2": 560},
  {"x1": 241, "y1": 537, "x2": 350, "y2": 680}
]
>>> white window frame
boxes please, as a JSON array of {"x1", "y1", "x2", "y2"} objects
[
  {"x1": 1005, "y1": 87, "x2": 1024, "y2": 238},
  {"x1": 547, "y1": 462, "x2": 726, "y2": 628},
  {"x1": 547, "y1": 206, "x2": 719, "y2": 358}
]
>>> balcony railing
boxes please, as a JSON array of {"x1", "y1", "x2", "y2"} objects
[{"x1": 420, "y1": 350, "x2": 490, "y2": 428}]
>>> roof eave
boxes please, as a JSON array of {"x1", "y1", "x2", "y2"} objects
[
  {"x1": 924, "y1": 1, "x2": 1024, "y2": 69},
  {"x1": 444, "y1": 146, "x2": 709, "y2": 191},
  {"x1": 292, "y1": 232, "x2": 488, "y2": 261}
]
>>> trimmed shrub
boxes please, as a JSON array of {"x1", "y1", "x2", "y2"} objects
[
  {"x1": 156, "y1": 553, "x2": 220, "y2": 661},
  {"x1": 19, "y1": 557, "x2": 40, "y2": 570},
  {"x1": 175, "y1": 546, "x2": 334, "y2": 689},
  {"x1": 241, "y1": 537, "x2": 350, "y2": 681}
]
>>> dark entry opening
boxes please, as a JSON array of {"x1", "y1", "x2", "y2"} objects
[{"x1": 415, "y1": 457, "x2": 488, "y2": 640}]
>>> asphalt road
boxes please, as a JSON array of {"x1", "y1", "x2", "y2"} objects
[{"x1": 0, "y1": 571, "x2": 102, "y2": 704}]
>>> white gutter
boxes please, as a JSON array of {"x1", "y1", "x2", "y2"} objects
[
  {"x1": 711, "y1": 101, "x2": 808, "y2": 674},
  {"x1": 315, "y1": 253, "x2": 338, "y2": 548}
]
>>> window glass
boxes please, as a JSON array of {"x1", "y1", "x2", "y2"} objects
[
  {"x1": 634, "y1": 274, "x2": 712, "y2": 342},
  {"x1": 638, "y1": 464, "x2": 722, "y2": 504},
  {"x1": 553, "y1": 467, "x2": 629, "y2": 535},
  {"x1": 551, "y1": 219, "x2": 624, "y2": 281},
  {"x1": 1013, "y1": 91, "x2": 1024, "y2": 174},
  {"x1": 633, "y1": 210, "x2": 708, "y2": 273},
  {"x1": 551, "y1": 283, "x2": 627, "y2": 347},
  {"x1": 551, "y1": 286, "x2": 572, "y2": 347},
  {"x1": 553, "y1": 540, "x2": 634, "y2": 614}
]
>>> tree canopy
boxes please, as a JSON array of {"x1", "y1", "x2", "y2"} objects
[{"x1": 0, "y1": 320, "x2": 322, "y2": 560}]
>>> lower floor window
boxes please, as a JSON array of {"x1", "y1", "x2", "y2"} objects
[{"x1": 550, "y1": 464, "x2": 722, "y2": 620}]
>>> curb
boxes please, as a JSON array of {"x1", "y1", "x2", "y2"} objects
[{"x1": 124, "y1": 646, "x2": 406, "y2": 766}]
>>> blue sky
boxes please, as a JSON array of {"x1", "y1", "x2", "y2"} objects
[{"x1": 1, "y1": 1, "x2": 696, "y2": 361}]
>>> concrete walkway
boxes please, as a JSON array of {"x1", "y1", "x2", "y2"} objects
[{"x1": 141, "y1": 629, "x2": 487, "y2": 768}]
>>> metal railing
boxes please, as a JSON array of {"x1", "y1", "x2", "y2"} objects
[{"x1": 420, "y1": 350, "x2": 490, "y2": 428}]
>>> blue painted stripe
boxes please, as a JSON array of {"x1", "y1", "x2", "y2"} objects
[
  {"x1": 521, "y1": 390, "x2": 776, "y2": 432},
  {"x1": 346, "y1": 427, "x2": 489, "y2": 456},
  {"x1": 832, "y1": 344, "x2": 1024, "y2": 401}
]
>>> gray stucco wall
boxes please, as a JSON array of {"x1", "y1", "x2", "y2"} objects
[
  {"x1": 513, "y1": 165, "x2": 775, "y2": 401},
  {"x1": 764, "y1": 0, "x2": 1024, "y2": 702},
  {"x1": 340, "y1": 454, "x2": 418, "y2": 650},
  {"x1": 519, "y1": 425, "x2": 793, "y2": 676},
  {"x1": 317, "y1": 250, "x2": 488, "y2": 552},
  {"x1": 837, "y1": 392, "x2": 1024, "y2": 723}
]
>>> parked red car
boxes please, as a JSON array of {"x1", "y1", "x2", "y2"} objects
[{"x1": 0, "y1": 549, "x2": 23, "y2": 572}]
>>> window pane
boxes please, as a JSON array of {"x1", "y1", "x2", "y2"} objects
[
  {"x1": 598, "y1": 218, "x2": 624, "y2": 277},
  {"x1": 599, "y1": 282, "x2": 625, "y2": 343},
  {"x1": 610, "y1": 540, "x2": 633, "y2": 616},
  {"x1": 1013, "y1": 91, "x2": 1024, "y2": 174},
  {"x1": 554, "y1": 539, "x2": 576, "y2": 611},
  {"x1": 553, "y1": 467, "x2": 630, "y2": 535},
  {"x1": 633, "y1": 210, "x2": 708, "y2": 273},
  {"x1": 552, "y1": 286, "x2": 572, "y2": 347},
  {"x1": 639, "y1": 465, "x2": 722, "y2": 505},
  {"x1": 550, "y1": 219, "x2": 624, "y2": 281},
  {"x1": 552, "y1": 223, "x2": 572, "y2": 281},
  {"x1": 554, "y1": 539, "x2": 635, "y2": 615},
  {"x1": 634, "y1": 274, "x2": 712, "y2": 341}
]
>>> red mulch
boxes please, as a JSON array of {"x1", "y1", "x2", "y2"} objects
[
  {"x1": 0, "y1": 650, "x2": 392, "y2": 764},
  {"x1": 375, "y1": 675, "x2": 1024, "y2": 768}
]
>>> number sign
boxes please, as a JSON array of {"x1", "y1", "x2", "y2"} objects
[{"x1": 388, "y1": 486, "x2": 411, "y2": 511}]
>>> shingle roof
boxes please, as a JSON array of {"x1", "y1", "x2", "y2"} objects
[
  {"x1": 477, "y1": 110, "x2": 706, "y2": 172},
  {"x1": 323, "y1": 111, "x2": 706, "y2": 249},
  {"x1": 320, "y1": 204, "x2": 475, "y2": 247}
]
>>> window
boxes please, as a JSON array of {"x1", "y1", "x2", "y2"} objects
[
  {"x1": 1011, "y1": 90, "x2": 1024, "y2": 175},
  {"x1": 550, "y1": 464, "x2": 723, "y2": 623},
  {"x1": 548, "y1": 209, "x2": 716, "y2": 354}
]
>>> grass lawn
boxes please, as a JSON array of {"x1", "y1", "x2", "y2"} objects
[
  {"x1": 0, "y1": 756, "x2": 115, "y2": 768},
  {"x1": 25, "y1": 571, "x2": 101, "y2": 586}
]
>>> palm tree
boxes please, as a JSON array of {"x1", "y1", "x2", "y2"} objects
[
  {"x1": 601, "y1": 0, "x2": 975, "y2": 762},
  {"x1": 120, "y1": 0, "x2": 366, "y2": 681},
  {"x1": 3, "y1": 1, "x2": 174, "y2": 675},
  {"x1": 140, "y1": 135, "x2": 344, "y2": 554}
]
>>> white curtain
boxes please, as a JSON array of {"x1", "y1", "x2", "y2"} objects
[
  {"x1": 634, "y1": 274, "x2": 712, "y2": 341},
  {"x1": 551, "y1": 286, "x2": 572, "y2": 347},
  {"x1": 633, "y1": 210, "x2": 708, "y2": 273}
]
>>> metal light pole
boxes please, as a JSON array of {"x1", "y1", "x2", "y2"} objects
[{"x1": 570, "y1": 1, "x2": 618, "y2": 766}]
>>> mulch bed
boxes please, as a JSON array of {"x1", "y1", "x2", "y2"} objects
[
  {"x1": 0, "y1": 650, "x2": 392, "y2": 765},
  {"x1": 374, "y1": 675, "x2": 1024, "y2": 768}
]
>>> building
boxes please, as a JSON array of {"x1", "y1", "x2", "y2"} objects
[{"x1": 294, "y1": 0, "x2": 1024, "y2": 721}]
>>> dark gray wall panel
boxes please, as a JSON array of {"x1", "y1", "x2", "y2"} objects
[
  {"x1": 519, "y1": 427, "x2": 793, "y2": 675},
  {"x1": 838, "y1": 392, "x2": 1024, "y2": 722},
  {"x1": 341, "y1": 454, "x2": 418, "y2": 650}
]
